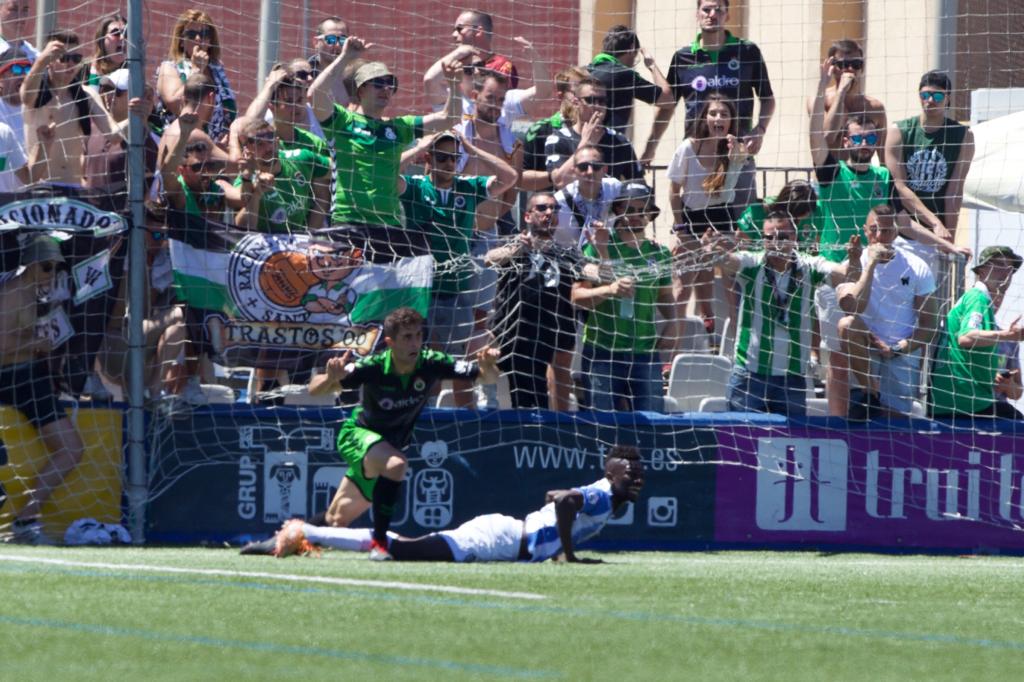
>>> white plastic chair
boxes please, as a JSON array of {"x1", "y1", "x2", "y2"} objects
[{"x1": 664, "y1": 354, "x2": 734, "y2": 413}]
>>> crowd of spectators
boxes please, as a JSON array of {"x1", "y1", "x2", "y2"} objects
[{"x1": 0, "y1": 1, "x2": 1014, "y2": 428}]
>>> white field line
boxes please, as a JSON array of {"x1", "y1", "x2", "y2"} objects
[{"x1": 0, "y1": 554, "x2": 547, "y2": 601}]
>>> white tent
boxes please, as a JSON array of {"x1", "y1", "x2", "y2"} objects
[{"x1": 964, "y1": 110, "x2": 1024, "y2": 214}]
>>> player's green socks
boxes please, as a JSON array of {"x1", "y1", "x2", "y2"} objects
[{"x1": 373, "y1": 476, "x2": 402, "y2": 544}]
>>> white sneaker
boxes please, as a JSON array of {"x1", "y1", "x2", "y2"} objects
[
  {"x1": 82, "y1": 373, "x2": 114, "y2": 401},
  {"x1": 180, "y1": 377, "x2": 209, "y2": 406}
]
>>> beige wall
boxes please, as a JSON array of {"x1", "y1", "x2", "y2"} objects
[{"x1": 584, "y1": 1, "x2": 950, "y2": 242}]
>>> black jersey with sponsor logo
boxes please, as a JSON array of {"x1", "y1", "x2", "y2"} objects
[
  {"x1": 341, "y1": 347, "x2": 479, "y2": 447},
  {"x1": 667, "y1": 31, "x2": 773, "y2": 134}
]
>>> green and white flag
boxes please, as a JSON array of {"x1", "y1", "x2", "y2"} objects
[{"x1": 168, "y1": 217, "x2": 432, "y2": 367}]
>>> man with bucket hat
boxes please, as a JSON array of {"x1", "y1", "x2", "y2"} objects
[{"x1": 930, "y1": 246, "x2": 1024, "y2": 419}]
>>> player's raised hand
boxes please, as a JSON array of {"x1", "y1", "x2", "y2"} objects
[
  {"x1": 475, "y1": 346, "x2": 501, "y2": 383},
  {"x1": 326, "y1": 350, "x2": 354, "y2": 383}
]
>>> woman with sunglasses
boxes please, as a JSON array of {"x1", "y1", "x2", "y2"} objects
[
  {"x1": 156, "y1": 9, "x2": 236, "y2": 143},
  {"x1": 666, "y1": 91, "x2": 749, "y2": 336},
  {"x1": 884, "y1": 70, "x2": 975, "y2": 244},
  {"x1": 85, "y1": 13, "x2": 126, "y2": 88},
  {"x1": 20, "y1": 30, "x2": 117, "y2": 185}
]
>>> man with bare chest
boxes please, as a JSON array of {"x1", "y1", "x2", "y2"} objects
[
  {"x1": 806, "y1": 39, "x2": 887, "y2": 155},
  {"x1": 20, "y1": 30, "x2": 114, "y2": 185}
]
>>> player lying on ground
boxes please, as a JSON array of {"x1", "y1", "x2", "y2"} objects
[
  {"x1": 271, "y1": 445, "x2": 644, "y2": 562},
  {"x1": 241, "y1": 306, "x2": 500, "y2": 561}
]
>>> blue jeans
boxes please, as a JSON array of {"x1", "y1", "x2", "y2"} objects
[
  {"x1": 727, "y1": 367, "x2": 807, "y2": 416},
  {"x1": 585, "y1": 345, "x2": 663, "y2": 412}
]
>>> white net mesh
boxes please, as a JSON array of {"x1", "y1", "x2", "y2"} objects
[{"x1": 1, "y1": 1, "x2": 1023, "y2": 548}]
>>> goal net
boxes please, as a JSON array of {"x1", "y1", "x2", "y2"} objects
[{"x1": 1, "y1": 0, "x2": 1023, "y2": 551}]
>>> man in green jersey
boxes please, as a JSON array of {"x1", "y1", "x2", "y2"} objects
[
  {"x1": 810, "y1": 57, "x2": 966, "y2": 416},
  {"x1": 885, "y1": 70, "x2": 975, "y2": 243},
  {"x1": 572, "y1": 183, "x2": 677, "y2": 412},
  {"x1": 162, "y1": 108, "x2": 244, "y2": 220},
  {"x1": 931, "y1": 247, "x2": 1024, "y2": 419},
  {"x1": 300, "y1": 307, "x2": 500, "y2": 560},
  {"x1": 233, "y1": 117, "x2": 329, "y2": 233},
  {"x1": 399, "y1": 130, "x2": 516, "y2": 407},
  {"x1": 707, "y1": 210, "x2": 862, "y2": 416},
  {"x1": 308, "y1": 35, "x2": 461, "y2": 262},
  {"x1": 240, "y1": 60, "x2": 331, "y2": 157}
]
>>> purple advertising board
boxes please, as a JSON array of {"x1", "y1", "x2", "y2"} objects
[{"x1": 714, "y1": 424, "x2": 1024, "y2": 552}]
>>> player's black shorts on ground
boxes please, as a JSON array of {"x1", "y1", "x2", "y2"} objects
[{"x1": 0, "y1": 360, "x2": 64, "y2": 428}]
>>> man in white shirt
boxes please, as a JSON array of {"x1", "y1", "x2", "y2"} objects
[
  {"x1": 0, "y1": 0, "x2": 36, "y2": 61},
  {"x1": 837, "y1": 204, "x2": 937, "y2": 418},
  {"x1": 552, "y1": 144, "x2": 623, "y2": 249}
]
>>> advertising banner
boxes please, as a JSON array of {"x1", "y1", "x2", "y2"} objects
[
  {"x1": 145, "y1": 408, "x2": 718, "y2": 546},
  {"x1": 715, "y1": 423, "x2": 1024, "y2": 552}
]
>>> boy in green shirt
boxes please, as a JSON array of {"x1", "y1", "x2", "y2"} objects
[{"x1": 234, "y1": 118, "x2": 330, "y2": 233}]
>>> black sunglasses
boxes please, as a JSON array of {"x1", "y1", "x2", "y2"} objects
[
  {"x1": 531, "y1": 203, "x2": 557, "y2": 213},
  {"x1": 834, "y1": 58, "x2": 864, "y2": 70},
  {"x1": 575, "y1": 161, "x2": 605, "y2": 172},
  {"x1": 431, "y1": 152, "x2": 458, "y2": 163},
  {"x1": 183, "y1": 28, "x2": 213, "y2": 41},
  {"x1": 579, "y1": 95, "x2": 607, "y2": 106},
  {"x1": 58, "y1": 53, "x2": 84, "y2": 65},
  {"x1": 367, "y1": 76, "x2": 396, "y2": 90},
  {"x1": 187, "y1": 160, "x2": 226, "y2": 173},
  {"x1": 292, "y1": 70, "x2": 313, "y2": 81}
]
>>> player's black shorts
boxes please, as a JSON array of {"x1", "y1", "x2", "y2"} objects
[{"x1": 0, "y1": 360, "x2": 64, "y2": 428}]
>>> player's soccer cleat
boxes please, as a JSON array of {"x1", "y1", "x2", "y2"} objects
[
  {"x1": 239, "y1": 536, "x2": 278, "y2": 556},
  {"x1": 272, "y1": 519, "x2": 319, "y2": 558},
  {"x1": 368, "y1": 538, "x2": 393, "y2": 561}
]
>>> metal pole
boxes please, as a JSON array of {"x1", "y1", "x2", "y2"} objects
[
  {"x1": 257, "y1": 0, "x2": 281, "y2": 85},
  {"x1": 125, "y1": 0, "x2": 148, "y2": 544},
  {"x1": 34, "y1": 0, "x2": 56, "y2": 48}
]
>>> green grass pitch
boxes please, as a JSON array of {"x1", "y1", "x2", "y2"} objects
[{"x1": 2, "y1": 546, "x2": 1023, "y2": 680}]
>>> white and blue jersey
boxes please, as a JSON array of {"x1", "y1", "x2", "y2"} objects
[{"x1": 523, "y1": 478, "x2": 615, "y2": 562}]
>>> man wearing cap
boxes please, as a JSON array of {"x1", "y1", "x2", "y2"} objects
[
  {"x1": 0, "y1": 236, "x2": 86, "y2": 544},
  {"x1": 930, "y1": 246, "x2": 1024, "y2": 419},
  {"x1": 0, "y1": 54, "x2": 28, "y2": 189},
  {"x1": 424, "y1": 35, "x2": 552, "y2": 133},
  {"x1": 398, "y1": 130, "x2": 516, "y2": 407},
  {"x1": 85, "y1": 69, "x2": 158, "y2": 191},
  {"x1": 308, "y1": 36, "x2": 461, "y2": 261},
  {"x1": 572, "y1": 183, "x2": 677, "y2": 412},
  {"x1": 0, "y1": 47, "x2": 28, "y2": 151}
]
